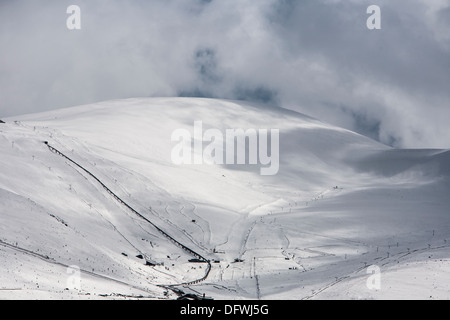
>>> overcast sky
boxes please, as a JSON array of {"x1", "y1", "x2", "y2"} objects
[{"x1": 1, "y1": 0, "x2": 449, "y2": 148}]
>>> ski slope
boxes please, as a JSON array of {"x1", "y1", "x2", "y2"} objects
[{"x1": 1, "y1": 97, "x2": 449, "y2": 299}]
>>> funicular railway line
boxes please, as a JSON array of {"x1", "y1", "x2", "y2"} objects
[{"x1": 44, "y1": 141, "x2": 211, "y2": 291}]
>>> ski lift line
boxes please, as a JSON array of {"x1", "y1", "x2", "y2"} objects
[{"x1": 44, "y1": 142, "x2": 211, "y2": 286}]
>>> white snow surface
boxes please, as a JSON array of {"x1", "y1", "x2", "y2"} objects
[{"x1": 0, "y1": 97, "x2": 449, "y2": 299}]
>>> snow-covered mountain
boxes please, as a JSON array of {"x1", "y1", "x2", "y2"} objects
[{"x1": 1, "y1": 97, "x2": 449, "y2": 299}]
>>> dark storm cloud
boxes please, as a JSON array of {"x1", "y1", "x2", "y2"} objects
[{"x1": 0, "y1": 0, "x2": 449, "y2": 148}]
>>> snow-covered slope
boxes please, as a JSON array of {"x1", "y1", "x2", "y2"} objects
[{"x1": 1, "y1": 97, "x2": 449, "y2": 299}]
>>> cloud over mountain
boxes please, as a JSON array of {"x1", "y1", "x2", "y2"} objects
[{"x1": 1, "y1": 0, "x2": 449, "y2": 147}]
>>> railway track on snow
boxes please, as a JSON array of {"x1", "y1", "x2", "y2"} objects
[{"x1": 44, "y1": 141, "x2": 211, "y2": 288}]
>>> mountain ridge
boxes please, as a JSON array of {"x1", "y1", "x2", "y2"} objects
[{"x1": 1, "y1": 97, "x2": 449, "y2": 299}]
